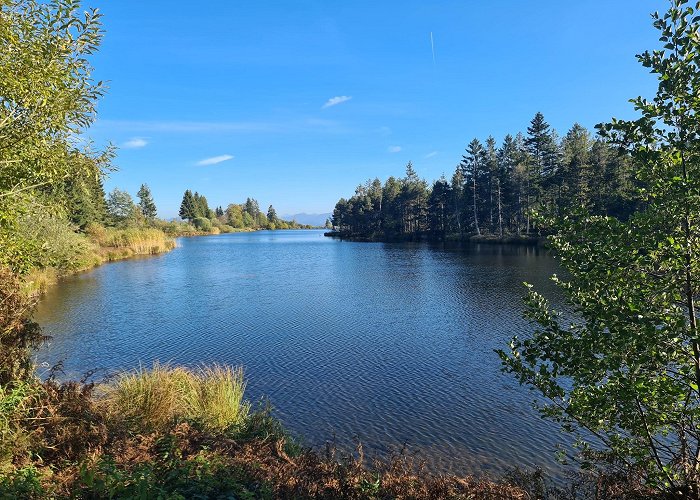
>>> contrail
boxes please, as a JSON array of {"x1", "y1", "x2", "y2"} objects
[{"x1": 430, "y1": 32, "x2": 436, "y2": 67}]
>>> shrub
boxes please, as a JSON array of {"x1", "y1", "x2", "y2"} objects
[
  {"x1": 14, "y1": 208, "x2": 97, "y2": 272},
  {"x1": 193, "y1": 217, "x2": 212, "y2": 232},
  {"x1": 0, "y1": 268, "x2": 44, "y2": 385},
  {"x1": 154, "y1": 220, "x2": 197, "y2": 236}
]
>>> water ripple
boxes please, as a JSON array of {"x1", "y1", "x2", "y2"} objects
[{"x1": 34, "y1": 231, "x2": 568, "y2": 478}]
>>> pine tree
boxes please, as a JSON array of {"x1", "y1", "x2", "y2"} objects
[
  {"x1": 461, "y1": 139, "x2": 486, "y2": 235},
  {"x1": 428, "y1": 176, "x2": 452, "y2": 235},
  {"x1": 450, "y1": 166, "x2": 464, "y2": 233},
  {"x1": 179, "y1": 189, "x2": 196, "y2": 222},
  {"x1": 525, "y1": 112, "x2": 559, "y2": 232},
  {"x1": 485, "y1": 136, "x2": 499, "y2": 232},
  {"x1": 561, "y1": 123, "x2": 592, "y2": 209},
  {"x1": 137, "y1": 183, "x2": 157, "y2": 220},
  {"x1": 400, "y1": 162, "x2": 428, "y2": 234},
  {"x1": 244, "y1": 198, "x2": 260, "y2": 218},
  {"x1": 267, "y1": 205, "x2": 278, "y2": 224}
]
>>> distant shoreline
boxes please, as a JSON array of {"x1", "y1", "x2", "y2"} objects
[{"x1": 323, "y1": 230, "x2": 546, "y2": 246}]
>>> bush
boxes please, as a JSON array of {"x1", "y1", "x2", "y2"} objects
[
  {"x1": 153, "y1": 220, "x2": 197, "y2": 236},
  {"x1": 0, "y1": 268, "x2": 44, "y2": 385},
  {"x1": 14, "y1": 208, "x2": 98, "y2": 272},
  {"x1": 193, "y1": 217, "x2": 212, "y2": 232}
]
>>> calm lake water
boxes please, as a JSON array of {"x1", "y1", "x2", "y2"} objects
[{"x1": 34, "y1": 229, "x2": 567, "y2": 477}]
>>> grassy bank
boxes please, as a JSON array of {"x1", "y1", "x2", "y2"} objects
[
  {"x1": 86, "y1": 224, "x2": 177, "y2": 262},
  {"x1": 20, "y1": 224, "x2": 178, "y2": 297}
]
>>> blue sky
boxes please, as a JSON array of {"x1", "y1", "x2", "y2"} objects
[{"x1": 87, "y1": 0, "x2": 660, "y2": 219}]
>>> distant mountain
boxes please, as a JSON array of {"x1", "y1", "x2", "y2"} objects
[{"x1": 281, "y1": 213, "x2": 331, "y2": 227}]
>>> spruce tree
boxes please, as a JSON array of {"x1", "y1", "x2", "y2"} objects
[
  {"x1": 525, "y1": 112, "x2": 558, "y2": 231},
  {"x1": 179, "y1": 189, "x2": 196, "y2": 222},
  {"x1": 137, "y1": 183, "x2": 157, "y2": 220},
  {"x1": 461, "y1": 139, "x2": 486, "y2": 235},
  {"x1": 485, "y1": 136, "x2": 499, "y2": 231},
  {"x1": 267, "y1": 205, "x2": 278, "y2": 224},
  {"x1": 561, "y1": 123, "x2": 592, "y2": 209}
]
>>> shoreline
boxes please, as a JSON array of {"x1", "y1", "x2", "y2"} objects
[
  {"x1": 25, "y1": 227, "x2": 326, "y2": 297},
  {"x1": 323, "y1": 231, "x2": 547, "y2": 246}
]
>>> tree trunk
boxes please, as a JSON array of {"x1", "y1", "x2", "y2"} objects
[
  {"x1": 472, "y1": 175, "x2": 480, "y2": 236},
  {"x1": 497, "y1": 178, "x2": 503, "y2": 237}
]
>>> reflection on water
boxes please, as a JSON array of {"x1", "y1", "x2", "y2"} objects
[{"x1": 35, "y1": 230, "x2": 567, "y2": 477}]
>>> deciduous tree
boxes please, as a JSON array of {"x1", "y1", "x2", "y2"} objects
[{"x1": 499, "y1": 1, "x2": 700, "y2": 494}]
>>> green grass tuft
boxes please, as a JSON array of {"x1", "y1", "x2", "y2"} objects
[{"x1": 103, "y1": 363, "x2": 249, "y2": 433}]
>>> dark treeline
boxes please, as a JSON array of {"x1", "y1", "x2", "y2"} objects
[
  {"x1": 179, "y1": 190, "x2": 313, "y2": 231},
  {"x1": 331, "y1": 112, "x2": 638, "y2": 240}
]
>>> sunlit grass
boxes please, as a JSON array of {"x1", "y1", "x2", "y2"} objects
[
  {"x1": 103, "y1": 363, "x2": 249, "y2": 433},
  {"x1": 88, "y1": 226, "x2": 176, "y2": 255},
  {"x1": 20, "y1": 267, "x2": 58, "y2": 297},
  {"x1": 185, "y1": 364, "x2": 250, "y2": 431}
]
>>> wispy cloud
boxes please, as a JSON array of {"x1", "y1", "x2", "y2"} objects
[
  {"x1": 122, "y1": 137, "x2": 148, "y2": 149},
  {"x1": 424, "y1": 151, "x2": 438, "y2": 158},
  {"x1": 388, "y1": 146, "x2": 402, "y2": 153},
  {"x1": 322, "y1": 96, "x2": 352, "y2": 109},
  {"x1": 196, "y1": 154, "x2": 234, "y2": 166}
]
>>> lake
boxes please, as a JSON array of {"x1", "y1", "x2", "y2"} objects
[{"x1": 34, "y1": 229, "x2": 567, "y2": 478}]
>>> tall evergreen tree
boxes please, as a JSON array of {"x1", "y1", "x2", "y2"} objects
[
  {"x1": 450, "y1": 166, "x2": 464, "y2": 233},
  {"x1": 267, "y1": 205, "x2": 278, "y2": 224},
  {"x1": 137, "y1": 183, "x2": 157, "y2": 220},
  {"x1": 428, "y1": 176, "x2": 452, "y2": 235},
  {"x1": 382, "y1": 176, "x2": 402, "y2": 235},
  {"x1": 485, "y1": 136, "x2": 499, "y2": 232},
  {"x1": 498, "y1": 134, "x2": 521, "y2": 233},
  {"x1": 179, "y1": 189, "x2": 196, "y2": 222},
  {"x1": 400, "y1": 162, "x2": 428, "y2": 234},
  {"x1": 244, "y1": 198, "x2": 260, "y2": 218},
  {"x1": 525, "y1": 112, "x2": 558, "y2": 232},
  {"x1": 561, "y1": 123, "x2": 592, "y2": 209},
  {"x1": 461, "y1": 139, "x2": 486, "y2": 235}
]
